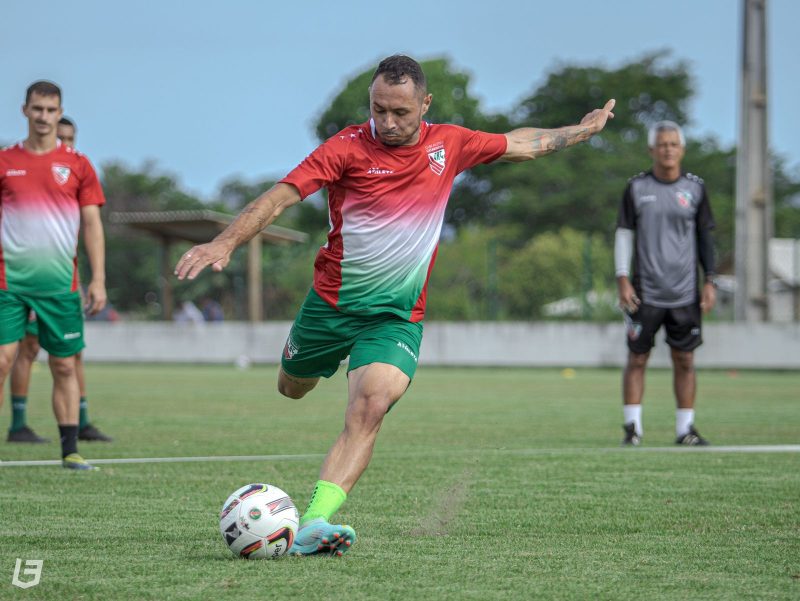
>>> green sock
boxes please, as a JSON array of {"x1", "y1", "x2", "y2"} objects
[
  {"x1": 300, "y1": 480, "x2": 347, "y2": 526},
  {"x1": 10, "y1": 395, "x2": 28, "y2": 432},
  {"x1": 79, "y1": 397, "x2": 89, "y2": 429}
]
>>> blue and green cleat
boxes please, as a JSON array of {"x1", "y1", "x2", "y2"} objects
[
  {"x1": 289, "y1": 517, "x2": 356, "y2": 557},
  {"x1": 62, "y1": 453, "x2": 98, "y2": 471}
]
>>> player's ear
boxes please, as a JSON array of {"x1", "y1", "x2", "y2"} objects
[{"x1": 420, "y1": 94, "x2": 432, "y2": 118}]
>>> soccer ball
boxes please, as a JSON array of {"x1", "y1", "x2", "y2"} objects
[{"x1": 219, "y1": 483, "x2": 299, "y2": 559}]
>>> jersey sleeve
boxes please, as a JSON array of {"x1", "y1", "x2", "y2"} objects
[
  {"x1": 279, "y1": 135, "x2": 348, "y2": 200},
  {"x1": 453, "y1": 127, "x2": 507, "y2": 174},
  {"x1": 77, "y1": 155, "x2": 106, "y2": 207},
  {"x1": 616, "y1": 182, "x2": 637, "y2": 229},
  {"x1": 695, "y1": 185, "x2": 715, "y2": 230}
]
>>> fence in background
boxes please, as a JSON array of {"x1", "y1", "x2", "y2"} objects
[{"x1": 82, "y1": 321, "x2": 800, "y2": 369}]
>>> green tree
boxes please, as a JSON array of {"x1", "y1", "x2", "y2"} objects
[{"x1": 498, "y1": 227, "x2": 614, "y2": 319}]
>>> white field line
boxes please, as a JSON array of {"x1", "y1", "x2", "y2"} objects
[{"x1": 1, "y1": 445, "x2": 798, "y2": 468}]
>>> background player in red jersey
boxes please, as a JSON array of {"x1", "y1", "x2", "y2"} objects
[
  {"x1": 175, "y1": 55, "x2": 615, "y2": 554},
  {"x1": 0, "y1": 81, "x2": 107, "y2": 469},
  {"x1": 7, "y1": 116, "x2": 113, "y2": 444}
]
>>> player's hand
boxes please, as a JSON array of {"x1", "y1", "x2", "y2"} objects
[
  {"x1": 617, "y1": 276, "x2": 640, "y2": 314},
  {"x1": 580, "y1": 99, "x2": 615, "y2": 134},
  {"x1": 85, "y1": 280, "x2": 107, "y2": 315},
  {"x1": 700, "y1": 281, "x2": 717, "y2": 314},
  {"x1": 174, "y1": 240, "x2": 234, "y2": 281}
]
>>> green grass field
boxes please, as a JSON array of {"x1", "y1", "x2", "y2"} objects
[{"x1": 0, "y1": 364, "x2": 798, "y2": 600}]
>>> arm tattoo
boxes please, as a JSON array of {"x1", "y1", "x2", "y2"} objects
[
  {"x1": 531, "y1": 126, "x2": 591, "y2": 156},
  {"x1": 239, "y1": 204, "x2": 269, "y2": 229}
]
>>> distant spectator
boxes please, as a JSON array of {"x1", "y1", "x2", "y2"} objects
[
  {"x1": 174, "y1": 300, "x2": 204, "y2": 324},
  {"x1": 200, "y1": 297, "x2": 224, "y2": 322}
]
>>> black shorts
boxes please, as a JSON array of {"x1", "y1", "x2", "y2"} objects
[{"x1": 623, "y1": 302, "x2": 702, "y2": 354}]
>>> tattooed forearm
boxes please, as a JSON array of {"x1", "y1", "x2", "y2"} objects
[
  {"x1": 239, "y1": 204, "x2": 270, "y2": 229},
  {"x1": 530, "y1": 126, "x2": 591, "y2": 156}
]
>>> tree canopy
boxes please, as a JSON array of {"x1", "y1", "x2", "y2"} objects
[{"x1": 99, "y1": 53, "x2": 799, "y2": 321}]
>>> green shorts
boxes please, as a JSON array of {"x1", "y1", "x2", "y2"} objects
[
  {"x1": 0, "y1": 290, "x2": 85, "y2": 357},
  {"x1": 281, "y1": 289, "x2": 424, "y2": 380},
  {"x1": 25, "y1": 311, "x2": 39, "y2": 338}
]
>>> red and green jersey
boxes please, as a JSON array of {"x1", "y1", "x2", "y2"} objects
[
  {"x1": 281, "y1": 120, "x2": 506, "y2": 322},
  {"x1": 0, "y1": 141, "x2": 105, "y2": 296}
]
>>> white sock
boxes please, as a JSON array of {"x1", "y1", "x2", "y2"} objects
[
  {"x1": 676, "y1": 409, "x2": 695, "y2": 437},
  {"x1": 623, "y1": 404, "x2": 643, "y2": 436}
]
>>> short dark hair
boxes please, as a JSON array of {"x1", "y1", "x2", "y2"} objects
[
  {"x1": 371, "y1": 55, "x2": 427, "y2": 94},
  {"x1": 59, "y1": 116, "x2": 76, "y2": 129},
  {"x1": 26, "y1": 80, "x2": 61, "y2": 106}
]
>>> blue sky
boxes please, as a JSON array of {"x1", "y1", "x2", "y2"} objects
[{"x1": 2, "y1": 0, "x2": 798, "y2": 199}]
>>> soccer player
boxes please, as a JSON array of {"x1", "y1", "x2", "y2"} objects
[
  {"x1": 0, "y1": 81, "x2": 108, "y2": 469},
  {"x1": 7, "y1": 116, "x2": 113, "y2": 444},
  {"x1": 175, "y1": 55, "x2": 615, "y2": 554},
  {"x1": 615, "y1": 120, "x2": 717, "y2": 446}
]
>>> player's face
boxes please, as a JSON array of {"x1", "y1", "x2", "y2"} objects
[
  {"x1": 369, "y1": 75, "x2": 432, "y2": 146},
  {"x1": 57, "y1": 124, "x2": 76, "y2": 148},
  {"x1": 650, "y1": 130, "x2": 685, "y2": 171},
  {"x1": 22, "y1": 93, "x2": 63, "y2": 137}
]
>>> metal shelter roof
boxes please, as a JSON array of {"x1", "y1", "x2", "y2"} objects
[{"x1": 108, "y1": 210, "x2": 308, "y2": 244}]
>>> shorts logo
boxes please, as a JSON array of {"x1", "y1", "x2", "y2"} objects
[
  {"x1": 283, "y1": 336, "x2": 299, "y2": 360},
  {"x1": 690, "y1": 327, "x2": 700, "y2": 336},
  {"x1": 396, "y1": 341, "x2": 418, "y2": 363},
  {"x1": 676, "y1": 190, "x2": 693, "y2": 208},
  {"x1": 63, "y1": 332, "x2": 81, "y2": 340},
  {"x1": 52, "y1": 164, "x2": 71, "y2": 185},
  {"x1": 624, "y1": 314, "x2": 642, "y2": 341}
]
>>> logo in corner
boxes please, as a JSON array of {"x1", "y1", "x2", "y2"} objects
[
  {"x1": 52, "y1": 164, "x2": 70, "y2": 185},
  {"x1": 12, "y1": 559, "x2": 43, "y2": 589}
]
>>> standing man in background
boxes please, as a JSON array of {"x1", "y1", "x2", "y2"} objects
[
  {"x1": 0, "y1": 81, "x2": 107, "y2": 468},
  {"x1": 6, "y1": 116, "x2": 113, "y2": 444},
  {"x1": 615, "y1": 120, "x2": 717, "y2": 446}
]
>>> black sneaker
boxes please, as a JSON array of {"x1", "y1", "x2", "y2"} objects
[
  {"x1": 7, "y1": 426, "x2": 50, "y2": 444},
  {"x1": 621, "y1": 422, "x2": 641, "y2": 446},
  {"x1": 78, "y1": 424, "x2": 113, "y2": 442},
  {"x1": 675, "y1": 425, "x2": 709, "y2": 446}
]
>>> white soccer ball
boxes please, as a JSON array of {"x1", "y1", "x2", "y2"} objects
[{"x1": 219, "y1": 483, "x2": 299, "y2": 559}]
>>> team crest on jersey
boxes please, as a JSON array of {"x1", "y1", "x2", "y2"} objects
[
  {"x1": 676, "y1": 190, "x2": 693, "y2": 208},
  {"x1": 427, "y1": 148, "x2": 446, "y2": 175},
  {"x1": 52, "y1": 164, "x2": 71, "y2": 185}
]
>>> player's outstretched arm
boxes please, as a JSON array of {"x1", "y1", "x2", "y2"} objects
[
  {"x1": 501, "y1": 99, "x2": 615, "y2": 162},
  {"x1": 174, "y1": 183, "x2": 301, "y2": 281},
  {"x1": 81, "y1": 204, "x2": 108, "y2": 315}
]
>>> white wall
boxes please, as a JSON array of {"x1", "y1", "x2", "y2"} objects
[{"x1": 81, "y1": 321, "x2": 800, "y2": 369}]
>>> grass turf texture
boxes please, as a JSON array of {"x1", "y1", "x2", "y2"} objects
[{"x1": 0, "y1": 364, "x2": 798, "y2": 600}]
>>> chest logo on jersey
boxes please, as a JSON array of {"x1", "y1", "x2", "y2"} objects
[
  {"x1": 427, "y1": 148, "x2": 446, "y2": 176},
  {"x1": 52, "y1": 164, "x2": 71, "y2": 185},
  {"x1": 676, "y1": 190, "x2": 693, "y2": 208},
  {"x1": 366, "y1": 166, "x2": 394, "y2": 175},
  {"x1": 5, "y1": 169, "x2": 26, "y2": 177}
]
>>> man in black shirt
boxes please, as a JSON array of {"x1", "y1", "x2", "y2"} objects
[{"x1": 614, "y1": 121, "x2": 717, "y2": 446}]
